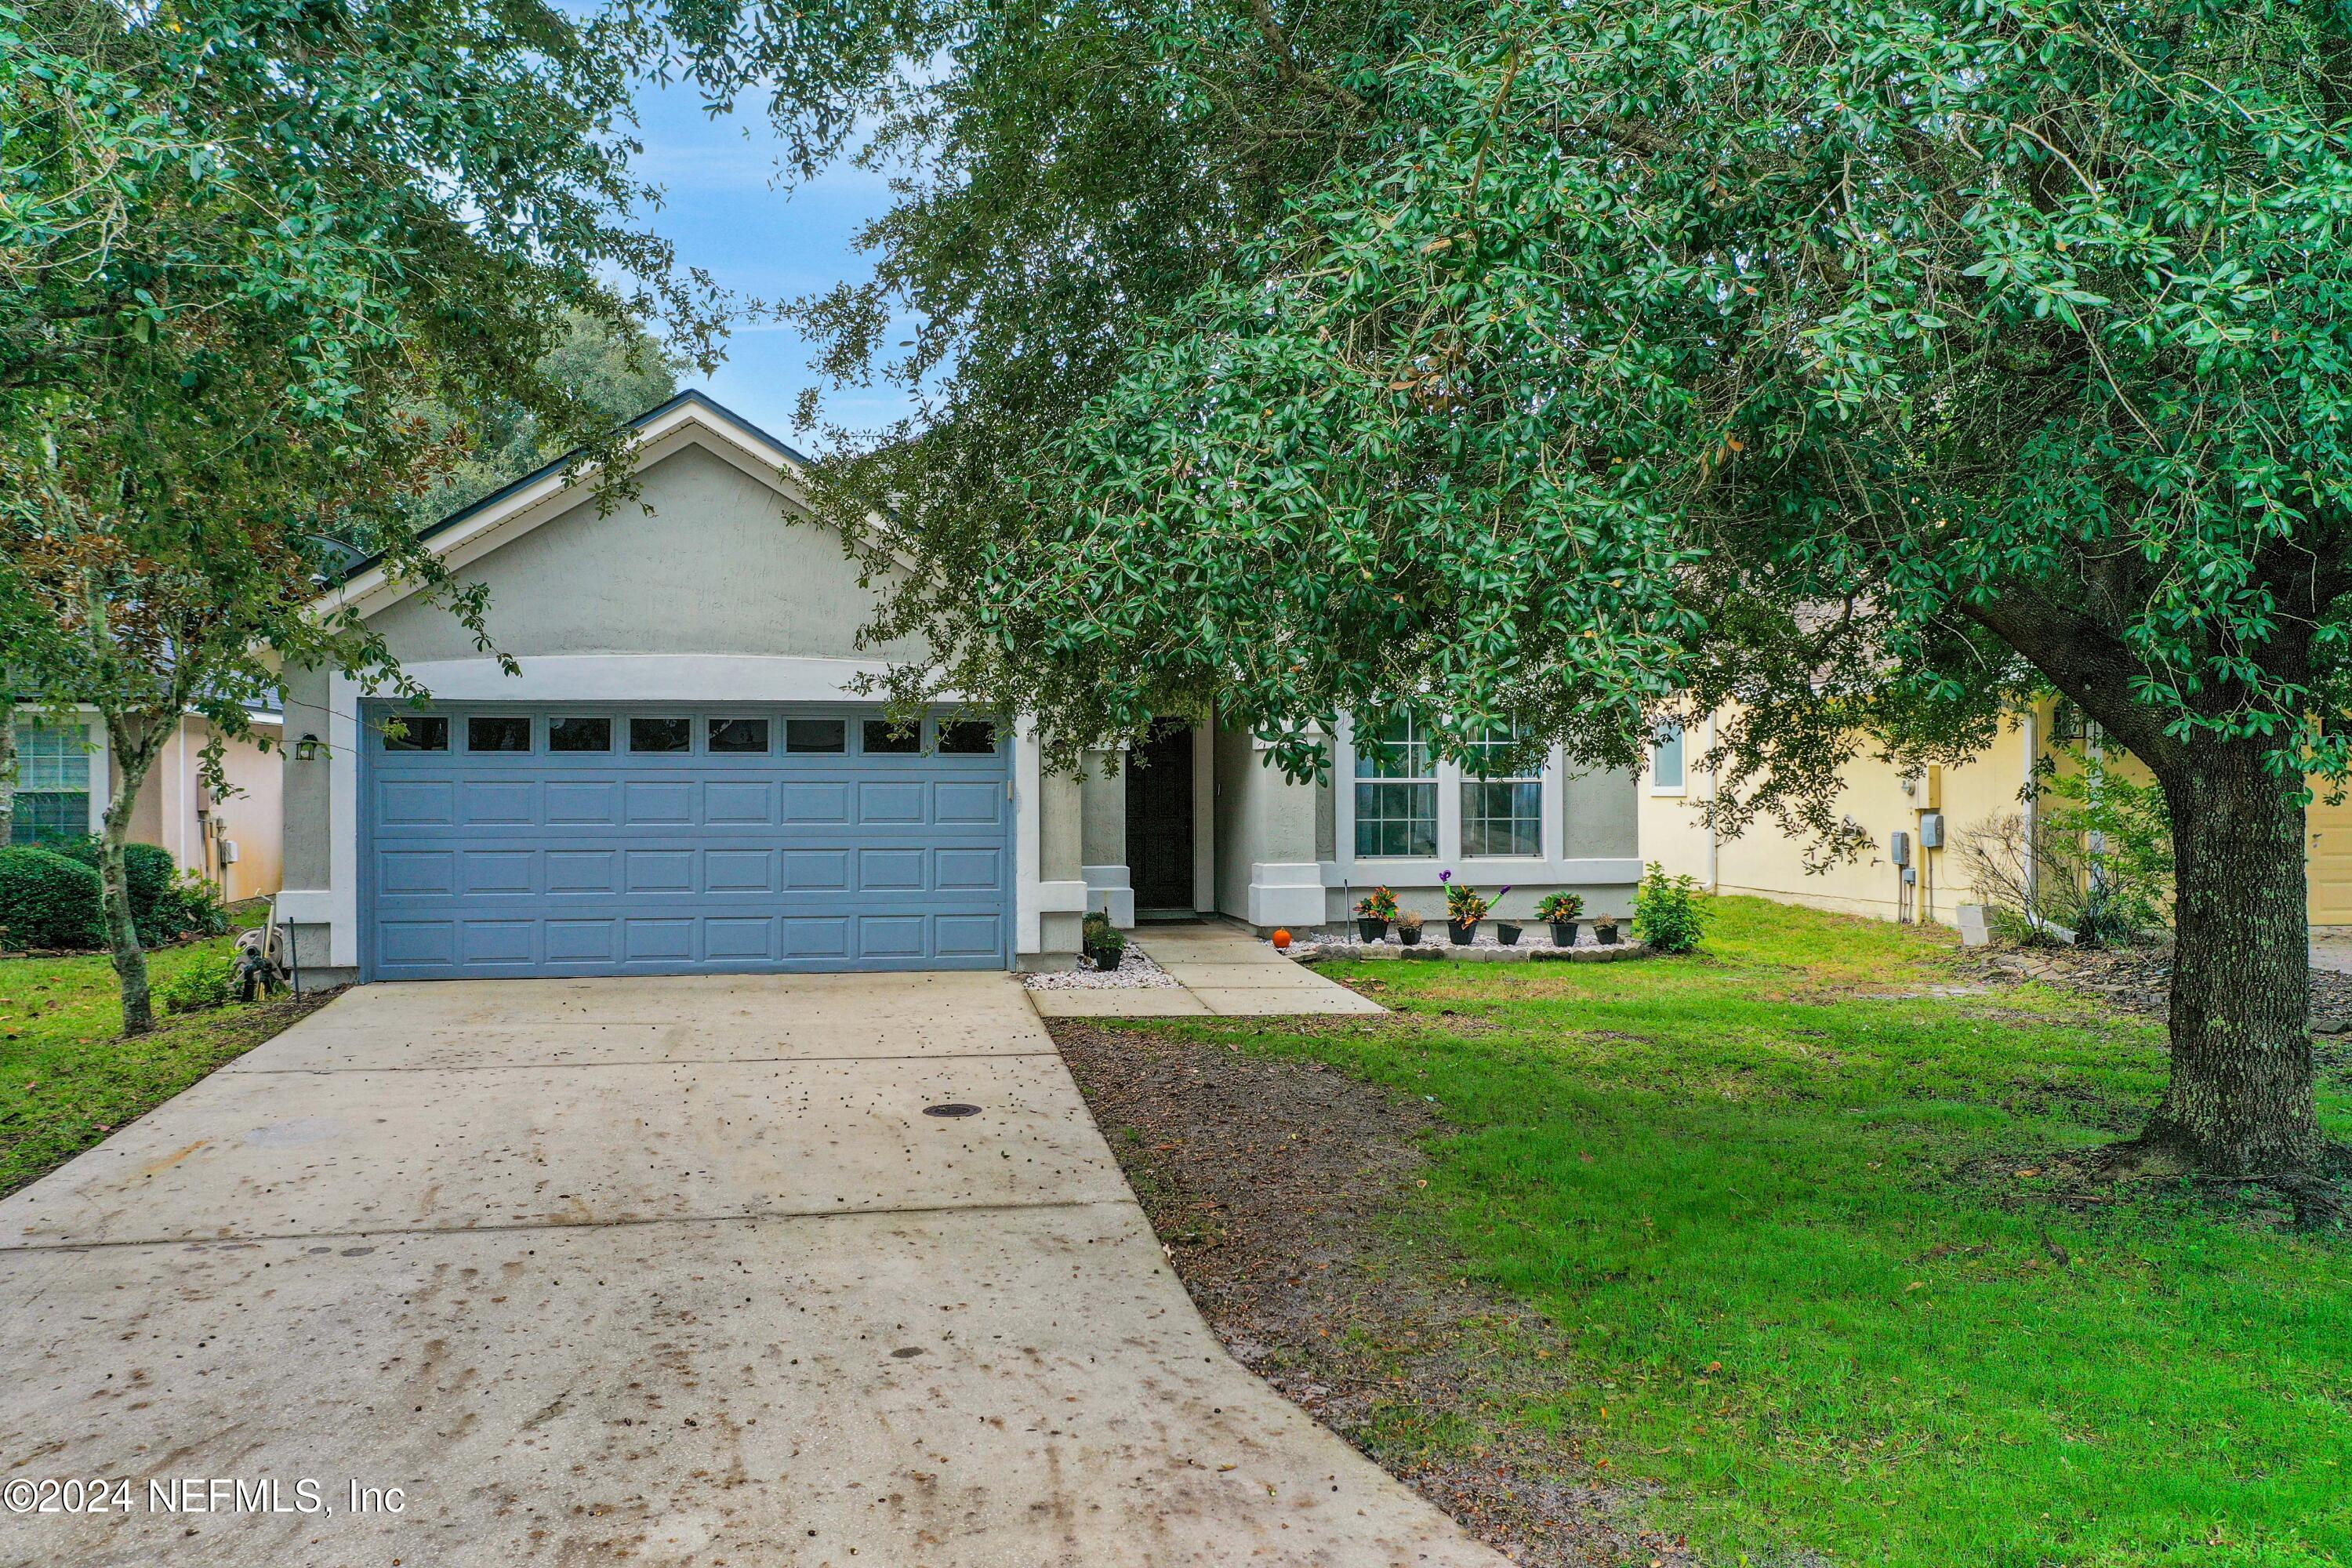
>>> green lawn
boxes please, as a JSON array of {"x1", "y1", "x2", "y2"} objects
[
  {"x1": 0, "y1": 936, "x2": 319, "y2": 1196},
  {"x1": 1175, "y1": 899, "x2": 2352, "y2": 1566}
]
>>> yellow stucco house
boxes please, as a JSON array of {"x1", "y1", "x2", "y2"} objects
[{"x1": 1638, "y1": 704, "x2": 2352, "y2": 929}]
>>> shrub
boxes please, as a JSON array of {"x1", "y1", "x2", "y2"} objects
[
  {"x1": 0, "y1": 847, "x2": 107, "y2": 950},
  {"x1": 1632, "y1": 862, "x2": 1709, "y2": 953},
  {"x1": 1955, "y1": 748, "x2": 2172, "y2": 947},
  {"x1": 50, "y1": 840, "x2": 226, "y2": 944},
  {"x1": 1356, "y1": 886, "x2": 1399, "y2": 920},
  {"x1": 158, "y1": 949, "x2": 241, "y2": 1015}
]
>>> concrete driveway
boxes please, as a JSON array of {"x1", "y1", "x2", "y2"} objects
[{"x1": 0, "y1": 974, "x2": 1498, "y2": 1567}]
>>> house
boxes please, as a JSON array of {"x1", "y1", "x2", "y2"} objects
[
  {"x1": 273, "y1": 392, "x2": 1643, "y2": 986},
  {"x1": 1639, "y1": 704, "x2": 2352, "y2": 927},
  {"x1": 9, "y1": 706, "x2": 284, "y2": 905}
]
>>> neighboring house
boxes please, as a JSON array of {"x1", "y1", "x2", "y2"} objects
[
  {"x1": 274, "y1": 392, "x2": 1644, "y2": 986},
  {"x1": 1639, "y1": 703, "x2": 2352, "y2": 928},
  {"x1": 7, "y1": 706, "x2": 285, "y2": 904}
]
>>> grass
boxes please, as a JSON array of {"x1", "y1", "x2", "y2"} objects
[
  {"x1": 0, "y1": 935, "x2": 318, "y2": 1197},
  {"x1": 1148, "y1": 898, "x2": 2352, "y2": 1567}
]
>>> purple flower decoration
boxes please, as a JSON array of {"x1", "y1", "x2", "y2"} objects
[
  {"x1": 1439, "y1": 869, "x2": 1453, "y2": 884},
  {"x1": 1497, "y1": 885, "x2": 1513, "y2": 899}
]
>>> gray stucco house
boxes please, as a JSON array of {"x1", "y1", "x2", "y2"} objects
[{"x1": 274, "y1": 392, "x2": 1641, "y2": 985}]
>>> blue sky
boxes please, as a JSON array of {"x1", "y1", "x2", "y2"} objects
[{"x1": 624, "y1": 82, "x2": 917, "y2": 443}]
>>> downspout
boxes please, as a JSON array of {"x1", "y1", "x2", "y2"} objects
[
  {"x1": 2021, "y1": 706, "x2": 2038, "y2": 911},
  {"x1": 1704, "y1": 713, "x2": 1719, "y2": 892}
]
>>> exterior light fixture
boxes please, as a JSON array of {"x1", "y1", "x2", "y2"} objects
[{"x1": 294, "y1": 733, "x2": 322, "y2": 762}]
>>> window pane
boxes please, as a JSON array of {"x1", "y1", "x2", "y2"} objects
[
  {"x1": 937, "y1": 720, "x2": 996, "y2": 755},
  {"x1": 1465, "y1": 722, "x2": 1537, "y2": 780},
  {"x1": 380, "y1": 714, "x2": 448, "y2": 751},
  {"x1": 16, "y1": 724, "x2": 89, "y2": 790},
  {"x1": 1354, "y1": 781, "x2": 1436, "y2": 858},
  {"x1": 1354, "y1": 716, "x2": 1431, "y2": 779},
  {"x1": 11, "y1": 792, "x2": 87, "y2": 844},
  {"x1": 1652, "y1": 723, "x2": 1686, "y2": 790},
  {"x1": 862, "y1": 719, "x2": 921, "y2": 755},
  {"x1": 630, "y1": 717, "x2": 691, "y2": 753},
  {"x1": 1461, "y1": 780, "x2": 1542, "y2": 857},
  {"x1": 709, "y1": 717, "x2": 770, "y2": 753},
  {"x1": 467, "y1": 716, "x2": 532, "y2": 753},
  {"x1": 785, "y1": 718, "x2": 846, "y2": 754},
  {"x1": 547, "y1": 716, "x2": 611, "y2": 753}
]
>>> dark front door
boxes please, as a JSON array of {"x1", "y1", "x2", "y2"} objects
[{"x1": 1126, "y1": 720, "x2": 1196, "y2": 911}]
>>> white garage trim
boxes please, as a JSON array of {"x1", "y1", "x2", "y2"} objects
[{"x1": 286, "y1": 655, "x2": 1053, "y2": 965}]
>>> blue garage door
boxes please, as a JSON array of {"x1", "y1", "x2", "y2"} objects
[{"x1": 361, "y1": 704, "x2": 1011, "y2": 979}]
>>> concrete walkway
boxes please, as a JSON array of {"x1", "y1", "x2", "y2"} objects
[
  {"x1": 0, "y1": 974, "x2": 1494, "y2": 1567},
  {"x1": 1029, "y1": 922, "x2": 1384, "y2": 1019},
  {"x1": 2315, "y1": 928, "x2": 2352, "y2": 976}
]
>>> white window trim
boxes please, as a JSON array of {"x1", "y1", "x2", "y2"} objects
[
  {"x1": 1650, "y1": 724, "x2": 1689, "y2": 797},
  {"x1": 1330, "y1": 713, "x2": 1635, "y2": 888}
]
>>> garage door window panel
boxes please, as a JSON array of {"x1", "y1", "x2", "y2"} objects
[
  {"x1": 710, "y1": 717, "x2": 770, "y2": 753},
  {"x1": 380, "y1": 714, "x2": 448, "y2": 751},
  {"x1": 468, "y1": 716, "x2": 532, "y2": 753},
  {"x1": 630, "y1": 717, "x2": 692, "y2": 753},
  {"x1": 549, "y1": 716, "x2": 612, "y2": 753},
  {"x1": 786, "y1": 718, "x2": 846, "y2": 754},
  {"x1": 862, "y1": 720, "x2": 922, "y2": 755}
]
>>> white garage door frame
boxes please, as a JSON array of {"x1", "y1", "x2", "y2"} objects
[{"x1": 279, "y1": 657, "x2": 1087, "y2": 970}]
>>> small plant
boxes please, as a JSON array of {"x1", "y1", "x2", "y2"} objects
[
  {"x1": 1081, "y1": 909, "x2": 1128, "y2": 969},
  {"x1": 1632, "y1": 862, "x2": 1708, "y2": 953},
  {"x1": 1438, "y1": 870, "x2": 1492, "y2": 926},
  {"x1": 1395, "y1": 909, "x2": 1425, "y2": 945},
  {"x1": 158, "y1": 950, "x2": 240, "y2": 1015},
  {"x1": 1356, "y1": 887, "x2": 1399, "y2": 921},
  {"x1": 1534, "y1": 891, "x2": 1584, "y2": 923}
]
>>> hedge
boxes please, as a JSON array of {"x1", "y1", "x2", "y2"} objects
[{"x1": 0, "y1": 848, "x2": 107, "y2": 950}]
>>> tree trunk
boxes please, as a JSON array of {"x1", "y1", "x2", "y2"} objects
[
  {"x1": 0, "y1": 702, "x2": 14, "y2": 846},
  {"x1": 2143, "y1": 742, "x2": 2320, "y2": 1175},
  {"x1": 98, "y1": 719, "x2": 157, "y2": 1036}
]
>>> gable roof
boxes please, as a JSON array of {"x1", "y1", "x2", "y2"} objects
[{"x1": 317, "y1": 390, "x2": 819, "y2": 621}]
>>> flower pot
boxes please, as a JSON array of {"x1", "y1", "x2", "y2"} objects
[
  {"x1": 1447, "y1": 919, "x2": 1479, "y2": 946},
  {"x1": 1398, "y1": 925, "x2": 1424, "y2": 946},
  {"x1": 1594, "y1": 921, "x2": 1620, "y2": 946},
  {"x1": 1087, "y1": 945, "x2": 1125, "y2": 971},
  {"x1": 1494, "y1": 921, "x2": 1523, "y2": 946},
  {"x1": 1548, "y1": 920, "x2": 1581, "y2": 948},
  {"x1": 1356, "y1": 916, "x2": 1390, "y2": 942}
]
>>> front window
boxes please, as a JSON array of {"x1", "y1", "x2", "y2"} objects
[
  {"x1": 10, "y1": 722, "x2": 89, "y2": 844},
  {"x1": 1461, "y1": 725, "x2": 1542, "y2": 857},
  {"x1": 1354, "y1": 717, "x2": 1437, "y2": 858}
]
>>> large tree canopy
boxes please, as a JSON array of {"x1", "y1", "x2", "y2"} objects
[
  {"x1": 1, "y1": 0, "x2": 723, "y2": 1027},
  {"x1": 745, "y1": 0, "x2": 2352, "y2": 1181}
]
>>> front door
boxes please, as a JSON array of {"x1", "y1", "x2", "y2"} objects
[{"x1": 1125, "y1": 720, "x2": 1196, "y2": 912}]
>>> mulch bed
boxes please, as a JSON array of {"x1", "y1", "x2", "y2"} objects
[
  {"x1": 1976, "y1": 942, "x2": 2352, "y2": 1031},
  {"x1": 1055, "y1": 1018, "x2": 1694, "y2": 1568}
]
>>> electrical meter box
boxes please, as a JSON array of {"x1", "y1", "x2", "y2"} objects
[
  {"x1": 1889, "y1": 829, "x2": 1911, "y2": 866},
  {"x1": 1918, "y1": 811, "x2": 1944, "y2": 849}
]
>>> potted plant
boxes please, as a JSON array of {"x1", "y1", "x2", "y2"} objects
[
  {"x1": 1490, "y1": 886, "x2": 1521, "y2": 946},
  {"x1": 1439, "y1": 871, "x2": 1490, "y2": 945},
  {"x1": 1082, "y1": 910, "x2": 1128, "y2": 971},
  {"x1": 1355, "y1": 886, "x2": 1399, "y2": 942},
  {"x1": 1536, "y1": 891, "x2": 1584, "y2": 947},
  {"x1": 1593, "y1": 913, "x2": 1621, "y2": 946},
  {"x1": 1396, "y1": 910, "x2": 1425, "y2": 946}
]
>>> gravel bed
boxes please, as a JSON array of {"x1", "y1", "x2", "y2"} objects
[
  {"x1": 1018, "y1": 946, "x2": 1182, "y2": 989},
  {"x1": 1287, "y1": 931, "x2": 1653, "y2": 964}
]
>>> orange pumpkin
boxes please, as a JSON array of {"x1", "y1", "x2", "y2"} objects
[{"x1": 1271, "y1": 928, "x2": 1293, "y2": 951}]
